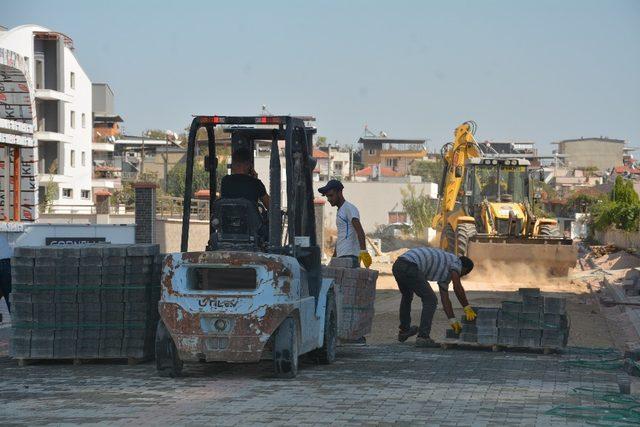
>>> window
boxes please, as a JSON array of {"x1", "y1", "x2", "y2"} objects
[
  {"x1": 369, "y1": 149, "x2": 376, "y2": 155},
  {"x1": 81, "y1": 190, "x2": 90, "y2": 199},
  {"x1": 81, "y1": 113, "x2": 85, "y2": 128},
  {"x1": 70, "y1": 150, "x2": 75, "y2": 167},
  {"x1": 62, "y1": 188, "x2": 73, "y2": 198},
  {"x1": 70, "y1": 111, "x2": 75, "y2": 129},
  {"x1": 70, "y1": 72, "x2": 75, "y2": 89},
  {"x1": 81, "y1": 151, "x2": 86, "y2": 166}
]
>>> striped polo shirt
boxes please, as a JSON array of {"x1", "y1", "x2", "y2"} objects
[{"x1": 399, "y1": 247, "x2": 462, "y2": 291}]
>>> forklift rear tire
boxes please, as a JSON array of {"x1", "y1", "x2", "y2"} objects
[
  {"x1": 273, "y1": 317, "x2": 299, "y2": 378},
  {"x1": 311, "y1": 291, "x2": 337, "y2": 365},
  {"x1": 155, "y1": 319, "x2": 183, "y2": 378}
]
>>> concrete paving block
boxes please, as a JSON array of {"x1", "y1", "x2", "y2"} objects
[
  {"x1": 126, "y1": 264, "x2": 153, "y2": 275},
  {"x1": 33, "y1": 269, "x2": 57, "y2": 286},
  {"x1": 498, "y1": 335, "x2": 519, "y2": 346},
  {"x1": 501, "y1": 301, "x2": 522, "y2": 313},
  {"x1": 102, "y1": 265, "x2": 126, "y2": 275},
  {"x1": 126, "y1": 256, "x2": 155, "y2": 266},
  {"x1": 543, "y1": 297, "x2": 567, "y2": 314},
  {"x1": 11, "y1": 257, "x2": 34, "y2": 267},
  {"x1": 102, "y1": 245, "x2": 129, "y2": 257},
  {"x1": 445, "y1": 329, "x2": 459, "y2": 339},
  {"x1": 10, "y1": 301, "x2": 33, "y2": 322},
  {"x1": 55, "y1": 303, "x2": 79, "y2": 325},
  {"x1": 80, "y1": 246, "x2": 104, "y2": 258},
  {"x1": 31, "y1": 290, "x2": 54, "y2": 303},
  {"x1": 10, "y1": 329, "x2": 31, "y2": 358},
  {"x1": 30, "y1": 330, "x2": 55, "y2": 358},
  {"x1": 103, "y1": 257, "x2": 126, "y2": 267},
  {"x1": 35, "y1": 247, "x2": 63, "y2": 258},
  {"x1": 9, "y1": 291, "x2": 32, "y2": 303},
  {"x1": 54, "y1": 290, "x2": 77, "y2": 304},
  {"x1": 33, "y1": 303, "x2": 55, "y2": 323},
  {"x1": 100, "y1": 287, "x2": 124, "y2": 303},
  {"x1": 521, "y1": 296, "x2": 543, "y2": 313},
  {"x1": 54, "y1": 329, "x2": 78, "y2": 358},
  {"x1": 11, "y1": 266, "x2": 33, "y2": 285},
  {"x1": 461, "y1": 323, "x2": 477, "y2": 334},
  {"x1": 101, "y1": 303, "x2": 125, "y2": 326},
  {"x1": 126, "y1": 244, "x2": 159, "y2": 257},
  {"x1": 80, "y1": 256, "x2": 103, "y2": 267},
  {"x1": 35, "y1": 257, "x2": 58, "y2": 267},
  {"x1": 476, "y1": 307, "x2": 499, "y2": 318},
  {"x1": 497, "y1": 311, "x2": 519, "y2": 328},
  {"x1": 518, "y1": 288, "x2": 541, "y2": 297},
  {"x1": 125, "y1": 274, "x2": 151, "y2": 285},
  {"x1": 519, "y1": 312, "x2": 543, "y2": 329},
  {"x1": 478, "y1": 334, "x2": 498, "y2": 345},
  {"x1": 460, "y1": 332, "x2": 477, "y2": 342},
  {"x1": 77, "y1": 290, "x2": 101, "y2": 304},
  {"x1": 498, "y1": 327, "x2": 519, "y2": 338},
  {"x1": 542, "y1": 314, "x2": 568, "y2": 330},
  {"x1": 476, "y1": 326, "x2": 498, "y2": 335},
  {"x1": 329, "y1": 257, "x2": 354, "y2": 268},
  {"x1": 13, "y1": 246, "x2": 37, "y2": 258},
  {"x1": 518, "y1": 337, "x2": 541, "y2": 348},
  {"x1": 78, "y1": 303, "x2": 101, "y2": 323},
  {"x1": 78, "y1": 274, "x2": 101, "y2": 286}
]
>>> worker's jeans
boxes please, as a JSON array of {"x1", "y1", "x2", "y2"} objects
[
  {"x1": 0, "y1": 258, "x2": 11, "y2": 312},
  {"x1": 392, "y1": 258, "x2": 438, "y2": 338}
]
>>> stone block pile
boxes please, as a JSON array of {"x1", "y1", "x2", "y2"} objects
[
  {"x1": 10, "y1": 244, "x2": 161, "y2": 360},
  {"x1": 322, "y1": 260, "x2": 378, "y2": 341},
  {"x1": 446, "y1": 288, "x2": 569, "y2": 349}
]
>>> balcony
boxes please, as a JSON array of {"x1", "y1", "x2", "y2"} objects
[
  {"x1": 35, "y1": 89, "x2": 72, "y2": 103},
  {"x1": 35, "y1": 131, "x2": 72, "y2": 144}
]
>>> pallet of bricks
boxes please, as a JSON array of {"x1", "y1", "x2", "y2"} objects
[
  {"x1": 322, "y1": 257, "x2": 378, "y2": 340},
  {"x1": 444, "y1": 287, "x2": 569, "y2": 352},
  {"x1": 10, "y1": 244, "x2": 162, "y2": 364}
]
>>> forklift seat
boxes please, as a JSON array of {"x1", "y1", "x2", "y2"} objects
[{"x1": 211, "y1": 198, "x2": 266, "y2": 250}]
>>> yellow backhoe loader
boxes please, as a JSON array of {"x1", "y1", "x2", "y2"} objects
[{"x1": 431, "y1": 121, "x2": 577, "y2": 276}]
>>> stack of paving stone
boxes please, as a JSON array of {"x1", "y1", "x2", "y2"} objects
[
  {"x1": 10, "y1": 244, "x2": 161, "y2": 361},
  {"x1": 445, "y1": 288, "x2": 569, "y2": 349},
  {"x1": 322, "y1": 264, "x2": 378, "y2": 340}
]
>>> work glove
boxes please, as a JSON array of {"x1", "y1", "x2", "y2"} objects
[
  {"x1": 449, "y1": 318, "x2": 462, "y2": 334},
  {"x1": 359, "y1": 250, "x2": 372, "y2": 268},
  {"x1": 463, "y1": 305, "x2": 477, "y2": 322}
]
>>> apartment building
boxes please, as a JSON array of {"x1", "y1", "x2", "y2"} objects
[
  {"x1": 0, "y1": 25, "x2": 93, "y2": 213},
  {"x1": 358, "y1": 134, "x2": 426, "y2": 176}
]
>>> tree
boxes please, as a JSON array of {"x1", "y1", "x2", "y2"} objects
[
  {"x1": 401, "y1": 185, "x2": 437, "y2": 238},
  {"x1": 39, "y1": 160, "x2": 59, "y2": 213},
  {"x1": 166, "y1": 159, "x2": 209, "y2": 197},
  {"x1": 589, "y1": 176, "x2": 640, "y2": 232},
  {"x1": 410, "y1": 159, "x2": 444, "y2": 184}
]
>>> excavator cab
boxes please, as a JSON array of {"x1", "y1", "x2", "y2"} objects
[{"x1": 433, "y1": 121, "x2": 577, "y2": 276}]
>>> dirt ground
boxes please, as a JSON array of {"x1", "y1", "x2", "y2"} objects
[{"x1": 367, "y1": 257, "x2": 619, "y2": 348}]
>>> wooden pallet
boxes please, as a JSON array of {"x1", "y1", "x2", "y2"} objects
[
  {"x1": 439, "y1": 338, "x2": 560, "y2": 354},
  {"x1": 16, "y1": 357, "x2": 150, "y2": 367}
]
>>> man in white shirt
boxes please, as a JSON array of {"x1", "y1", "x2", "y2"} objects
[{"x1": 318, "y1": 179, "x2": 371, "y2": 268}]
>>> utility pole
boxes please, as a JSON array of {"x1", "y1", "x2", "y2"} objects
[{"x1": 140, "y1": 133, "x2": 145, "y2": 178}]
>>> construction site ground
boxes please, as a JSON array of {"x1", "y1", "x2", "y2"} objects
[{"x1": 0, "y1": 248, "x2": 638, "y2": 425}]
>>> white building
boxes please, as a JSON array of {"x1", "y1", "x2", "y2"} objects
[{"x1": 0, "y1": 25, "x2": 93, "y2": 213}]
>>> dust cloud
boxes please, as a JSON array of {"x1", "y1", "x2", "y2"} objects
[{"x1": 467, "y1": 260, "x2": 554, "y2": 285}]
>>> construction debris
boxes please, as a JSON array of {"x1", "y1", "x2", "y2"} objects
[
  {"x1": 445, "y1": 288, "x2": 569, "y2": 349},
  {"x1": 10, "y1": 244, "x2": 161, "y2": 362}
]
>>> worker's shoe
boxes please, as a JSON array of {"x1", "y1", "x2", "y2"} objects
[
  {"x1": 398, "y1": 326, "x2": 419, "y2": 342},
  {"x1": 415, "y1": 336, "x2": 440, "y2": 348}
]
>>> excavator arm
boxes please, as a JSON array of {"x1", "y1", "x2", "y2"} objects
[{"x1": 433, "y1": 121, "x2": 481, "y2": 229}]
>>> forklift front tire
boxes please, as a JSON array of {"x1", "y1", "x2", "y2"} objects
[
  {"x1": 273, "y1": 317, "x2": 299, "y2": 378},
  {"x1": 312, "y1": 291, "x2": 337, "y2": 365},
  {"x1": 155, "y1": 319, "x2": 183, "y2": 378}
]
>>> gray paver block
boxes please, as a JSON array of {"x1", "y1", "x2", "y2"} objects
[{"x1": 543, "y1": 297, "x2": 567, "y2": 314}]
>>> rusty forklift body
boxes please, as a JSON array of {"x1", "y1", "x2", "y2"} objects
[{"x1": 156, "y1": 116, "x2": 337, "y2": 378}]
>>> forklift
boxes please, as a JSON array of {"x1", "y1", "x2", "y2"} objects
[{"x1": 155, "y1": 115, "x2": 337, "y2": 378}]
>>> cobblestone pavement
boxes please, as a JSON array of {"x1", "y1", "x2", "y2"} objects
[{"x1": 0, "y1": 342, "x2": 625, "y2": 426}]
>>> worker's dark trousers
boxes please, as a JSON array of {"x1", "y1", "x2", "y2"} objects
[
  {"x1": 392, "y1": 258, "x2": 437, "y2": 338},
  {"x1": 0, "y1": 258, "x2": 11, "y2": 312}
]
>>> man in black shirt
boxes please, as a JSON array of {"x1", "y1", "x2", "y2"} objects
[{"x1": 220, "y1": 147, "x2": 270, "y2": 209}]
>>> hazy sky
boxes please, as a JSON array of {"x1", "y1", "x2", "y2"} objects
[{"x1": 3, "y1": 0, "x2": 639, "y2": 155}]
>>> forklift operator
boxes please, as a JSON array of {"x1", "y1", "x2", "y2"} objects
[{"x1": 220, "y1": 148, "x2": 271, "y2": 209}]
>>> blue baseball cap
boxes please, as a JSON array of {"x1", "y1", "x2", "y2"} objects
[{"x1": 318, "y1": 179, "x2": 344, "y2": 195}]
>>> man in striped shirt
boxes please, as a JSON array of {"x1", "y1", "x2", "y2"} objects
[{"x1": 392, "y1": 247, "x2": 475, "y2": 347}]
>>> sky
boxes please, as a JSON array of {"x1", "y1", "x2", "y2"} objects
[{"x1": 3, "y1": 0, "x2": 639, "y2": 155}]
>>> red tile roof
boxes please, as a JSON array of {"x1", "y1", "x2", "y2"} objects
[
  {"x1": 354, "y1": 166, "x2": 403, "y2": 177},
  {"x1": 312, "y1": 149, "x2": 329, "y2": 158},
  {"x1": 614, "y1": 165, "x2": 640, "y2": 174}
]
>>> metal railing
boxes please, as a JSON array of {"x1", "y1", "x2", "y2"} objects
[{"x1": 156, "y1": 196, "x2": 209, "y2": 220}]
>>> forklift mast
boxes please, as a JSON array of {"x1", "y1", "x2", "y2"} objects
[{"x1": 180, "y1": 115, "x2": 318, "y2": 258}]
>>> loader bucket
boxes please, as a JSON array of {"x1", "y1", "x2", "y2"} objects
[{"x1": 466, "y1": 236, "x2": 578, "y2": 277}]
